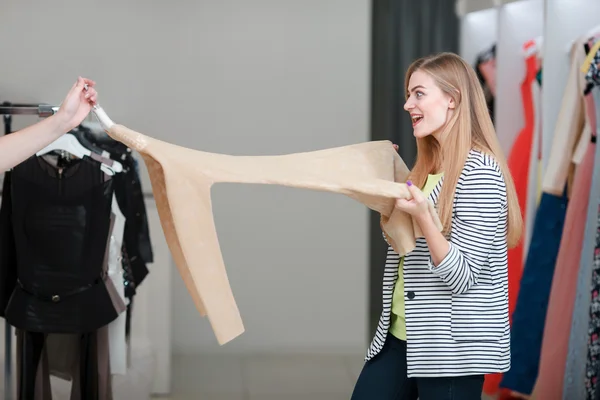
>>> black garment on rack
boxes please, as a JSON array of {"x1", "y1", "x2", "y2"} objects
[
  {"x1": 73, "y1": 125, "x2": 153, "y2": 263},
  {"x1": 72, "y1": 126, "x2": 153, "y2": 296},
  {"x1": 584, "y1": 42, "x2": 599, "y2": 95},
  {"x1": 0, "y1": 168, "x2": 16, "y2": 317},
  {"x1": 0, "y1": 112, "x2": 17, "y2": 317},
  {"x1": 474, "y1": 44, "x2": 496, "y2": 124},
  {"x1": 2, "y1": 155, "x2": 119, "y2": 333},
  {"x1": 17, "y1": 330, "x2": 101, "y2": 400}
]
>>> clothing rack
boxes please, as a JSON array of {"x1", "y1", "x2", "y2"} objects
[
  {"x1": 0, "y1": 100, "x2": 156, "y2": 399},
  {"x1": 0, "y1": 103, "x2": 59, "y2": 117},
  {"x1": 1, "y1": 102, "x2": 58, "y2": 400}
]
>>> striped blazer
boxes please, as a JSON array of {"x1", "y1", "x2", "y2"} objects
[{"x1": 366, "y1": 149, "x2": 511, "y2": 378}]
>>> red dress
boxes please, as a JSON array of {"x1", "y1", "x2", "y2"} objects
[{"x1": 483, "y1": 39, "x2": 539, "y2": 397}]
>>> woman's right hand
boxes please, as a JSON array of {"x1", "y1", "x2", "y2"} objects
[
  {"x1": 392, "y1": 144, "x2": 398, "y2": 151},
  {"x1": 55, "y1": 77, "x2": 98, "y2": 133}
]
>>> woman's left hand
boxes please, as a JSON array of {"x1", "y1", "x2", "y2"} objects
[{"x1": 395, "y1": 180, "x2": 430, "y2": 221}]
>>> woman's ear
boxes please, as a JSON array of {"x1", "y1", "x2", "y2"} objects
[{"x1": 448, "y1": 97, "x2": 456, "y2": 109}]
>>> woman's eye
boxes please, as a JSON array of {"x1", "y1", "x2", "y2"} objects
[{"x1": 416, "y1": 91, "x2": 423, "y2": 98}]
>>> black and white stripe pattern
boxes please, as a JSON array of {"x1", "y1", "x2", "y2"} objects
[{"x1": 366, "y1": 149, "x2": 510, "y2": 378}]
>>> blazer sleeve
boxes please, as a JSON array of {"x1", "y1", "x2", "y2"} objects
[{"x1": 428, "y1": 164, "x2": 507, "y2": 294}]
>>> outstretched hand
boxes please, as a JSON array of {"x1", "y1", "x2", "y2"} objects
[
  {"x1": 395, "y1": 180, "x2": 431, "y2": 221},
  {"x1": 56, "y1": 77, "x2": 98, "y2": 132}
]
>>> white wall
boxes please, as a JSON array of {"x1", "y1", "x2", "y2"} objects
[
  {"x1": 456, "y1": 0, "x2": 528, "y2": 17},
  {"x1": 495, "y1": 0, "x2": 544, "y2": 155},
  {"x1": 0, "y1": 0, "x2": 371, "y2": 357},
  {"x1": 542, "y1": 0, "x2": 600, "y2": 171},
  {"x1": 459, "y1": 7, "x2": 498, "y2": 66}
]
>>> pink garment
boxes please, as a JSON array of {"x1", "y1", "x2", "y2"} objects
[
  {"x1": 532, "y1": 98, "x2": 596, "y2": 398},
  {"x1": 588, "y1": 93, "x2": 598, "y2": 142}
]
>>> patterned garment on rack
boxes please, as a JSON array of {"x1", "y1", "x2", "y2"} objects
[
  {"x1": 585, "y1": 203, "x2": 600, "y2": 400},
  {"x1": 585, "y1": 49, "x2": 600, "y2": 87},
  {"x1": 121, "y1": 243, "x2": 137, "y2": 299}
]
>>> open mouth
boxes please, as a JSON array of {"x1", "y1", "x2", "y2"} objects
[{"x1": 411, "y1": 114, "x2": 423, "y2": 127}]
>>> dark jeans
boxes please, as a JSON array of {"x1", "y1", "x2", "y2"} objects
[{"x1": 351, "y1": 335, "x2": 484, "y2": 400}]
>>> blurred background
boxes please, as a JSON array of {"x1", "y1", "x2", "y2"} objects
[{"x1": 0, "y1": 0, "x2": 597, "y2": 399}]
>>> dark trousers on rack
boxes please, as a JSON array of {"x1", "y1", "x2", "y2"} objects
[{"x1": 16, "y1": 330, "x2": 103, "y2": 400}]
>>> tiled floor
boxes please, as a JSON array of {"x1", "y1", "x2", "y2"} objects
[
  {"x1": 0, "y1": 350, "x2": 496, "y2": 399},
  {"x1": 158, "y1": 353, "x2": 361, "y2": 400},
  {"x1": 158, "y1": 353, "x2": 496, "y2": 400}
]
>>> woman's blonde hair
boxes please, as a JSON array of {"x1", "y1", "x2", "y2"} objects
[{"x1": 405, "y1": 52, "x2": 523, "y2": 248}]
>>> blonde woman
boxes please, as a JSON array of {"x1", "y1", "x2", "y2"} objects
[{"x1": 352, "y1": 53, "x2": 522, "y2": 400}]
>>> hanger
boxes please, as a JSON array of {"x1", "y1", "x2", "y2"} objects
[
  {"x1": 37, "y1": 133, "x2": 91, "y2": 159},
  {"x1": 523, "y1": 36, "x2": 543, "y2": 58},
  {"x1": 566, "y1": 24, "x2": 600, "y2": 53},
  {"x1": 81, "y1": 120, "x2": 108, "y2": 134},
  {"x1": 36, "y1": 133, "x2": 123, "y2": 176},
  {"x1": 91, "y1": 104, "x2": 114, "y2": 131}
]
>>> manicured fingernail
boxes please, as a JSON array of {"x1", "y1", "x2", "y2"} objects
[{"x1": 407, "y1": 180, "x2": 412, "y2": 186}]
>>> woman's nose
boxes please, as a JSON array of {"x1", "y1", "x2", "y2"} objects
[{"x1": 404, "y1": 100, "x2": 413, "y2": 111}]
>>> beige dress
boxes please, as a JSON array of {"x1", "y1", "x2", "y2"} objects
[{"x1": 105, "y1": 124, "x2": 442, "y2": 345}]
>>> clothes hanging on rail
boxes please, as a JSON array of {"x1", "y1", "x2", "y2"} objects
[
  {"x1": 74, "y1": 125, "x2": 153, "y2": 288},
  {"x1": 585, "y1": 179, "x2": 600, "y2": 400},
  {"x1": 583, "y1": 39, "x2": 600, "y2": 77},
  {"x1": 0, "y1": 116, "x2": 154, "y2": 398},
  {"x1": 583, "y1": 43, "x2": 600, "y2": 400},
  {"x1": 0, "y1": 167, "x2": 17, "y2": 317},
  {"x1": 0, "y1": 153, "x2": 124, "y2": 400},
  {"x1": 507, "y1": 39, "x2": 541, "y2": 295},
  {"x1": 563, "y1": 56, "x2": 600, "y2": 400},
  {"x1": 16, "y1": 326, "x2": 112, "y2": 400},
  {"x1": 542, "y1": 40, "x2": 593, "y2": 197},
  {"x1": 483, "y1": 40, "x2": 541, "y2": 397},
  {"x1": 500, "y1": 33, "x2": 595, "y2": 398},
  {"x1": 72, "y1": 125, "x2": 154, "y2": 339},
  {"x1": 534, "y1": 38, "x2": 594, "y2": 398},
  {"x1": 2, "y1": 154, "x2": 123, "y2": 333},
  {"x1": 35, "y1": 197, "x2": 128, "y2": 380},
  {"x1": 107, "y1": 196, "x2": 128, "y2": 376},
  {"x1": 529, "y1": 33, "x2": 600, "y2": 400},
  {"x1": 499, "y1": 190, "x2": 568, "y2": 395},
  {"x1": 587, "y1": 204, "x2": 600, "y2": 400},
  {"x1": 0, "y1": 109, "x2": 18, "y2": 314}
]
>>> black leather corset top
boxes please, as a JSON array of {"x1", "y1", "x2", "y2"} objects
[{"x1": 4, "y1": 155, "x2": 120, "y2": 333}]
